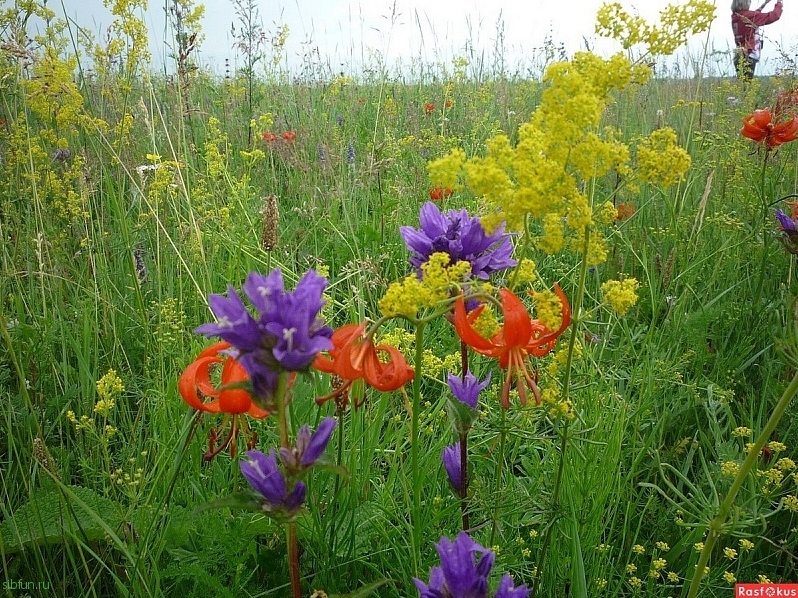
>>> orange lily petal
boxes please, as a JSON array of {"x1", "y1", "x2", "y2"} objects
[
  {"x1": 178, "y1": 358, "x2": 222, "y2": 413},
  {"x1": 363, "y1": 345, "x2": 414, "y2": 391},
  {"x1": 499, "y1": 288, "x2": 532, "y2": 348},
  {"x1": 453, "y1": 296, "x2": 499, "y2": 353}
]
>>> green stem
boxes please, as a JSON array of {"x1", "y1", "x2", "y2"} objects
[
  {"x1": 752, "y1": 155, "x2": 771, "y2": 309},
  {"x1": 328, "y1": 405, "x2": 346, "y2": 554},
  {"x1": 411, "y1": 321, "x2": 426, "y2": 575},
  {"x1": 686, "y1": 369, "x2": 798, "y2": 598},
  {"x1": 489, "y1": 407, "x2": 507, "y2": 548},
  {"x1": 531, "y1": 225, "x2": 591, "y2": 597}
]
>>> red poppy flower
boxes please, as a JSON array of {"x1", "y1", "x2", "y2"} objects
[
  {"x1": 281, "y1": 130, "x2": 296, "y2": 141},
  {"x1": 741, "y1": 109, "x2": 798, "y2": 148},
  {"x1": 453, "y1": 286, "x2": 571, "y2": 409},
  {"x1": 424, "y1": 102, "x2": 436, "y2": 114},
  {"x1": 444, "y1": 100, "x2": 453, "y2": 109},
  {"x1": 429, "y1": 186, "x2": 454, "y2": 201},
  {"x1": 262, "y1": 131, "x2": 278, "y2": 142},
  {"x1": 313, "y1": 323, "x2": 414, "y2": 408},
  {"x1": 616, "y1": 202, "x2": 636, "y2": 221},
  {"x1": 179, "y1": 341, "x2": 268, "y2": 460}
]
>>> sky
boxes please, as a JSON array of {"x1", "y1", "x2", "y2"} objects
[{"x1": 54, "y1": 0, "x2": 796, "y2": 77}]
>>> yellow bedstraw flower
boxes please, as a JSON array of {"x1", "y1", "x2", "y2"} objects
[
  {"x1": 533, "y1": 289, "x2": 564, "y2": 331},
  {"x1": 667, "y1": 571, "x2": 679, "y2": 582},
  {"x1": 723, "y1": 571, "x2": 737, "y2": 584},
  {"x1": 732, "y1": 426, "x2": 753, "y2": 437},
  {"x1": 655, "y1": 541, "x2": 670, "y2": 551},
  {"x1": 97, "y1": 369, "x2": 125, "y2": 401},
  {"x1": 601, "y1": 278, "x2": 640, "y2": 316},
  {"x1": 721, "y1": 461, "x2": 740, "y2": 477},
  {"x1": 784, "y1": 495, "x2": 798, "y2": 512},
  {"x1": 724, "y1": 547, "x2": 738, "y2": 559},
  {"x1": 739, "y1": 539, "x2": 755, "y2": 551},
  {"x1": 636, "y1": 128, "x2": 691, "y2": 188},
  {"x1": 632, "y1": 544, "x2": 645, "y2": 555}
]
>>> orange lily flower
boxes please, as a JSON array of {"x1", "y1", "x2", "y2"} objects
[
  {"x1": 741, "y1": 109, "x2": 798, "y2": 148},
  {"x1": 179, "y1": 341, "x2": 268, "y2": 460},
  {"x1": 313, "y1": 323, "x2": 415, "y2": 408},
  {"x1": 453, "y1": 286, "x2": 571, "y2": 409}
]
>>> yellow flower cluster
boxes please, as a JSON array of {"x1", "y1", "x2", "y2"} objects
[
  {"x1": 595, "y1": 0, "x2": 716, "y2": 56},
  {"x1": 721, "y1": 460, "x2": 740, "y2": 477},
  {"x1": 601, "y1": 278, "x2": 640, "y2": 316},
  {"x1": 471, "y1": 304, "x2": 501, "y2": 339},
  {"x1": 97, "y1": 369, "x2": 125, "y2": 402},
  {"x1": 378, "y1": 252, "x2": 471, "y2": 318},
  {"x1": 533, "y1": 289, "x2": 563, "y2": 331},
  {"x1": 784, "y1": 495, "x2": 798, "y2": 512},
  {"x1": 427, "y1": 51, "x2": 663, "y2": 267},
  {"x1": 636, "y1": 128, "x2": 691, "y2": 188},
  {"x1": 514, "y1": 258, "x2": 537, "y2": 284},
  {"x1": 540, "y1": 387, "x2": 575, "y2": 419}
]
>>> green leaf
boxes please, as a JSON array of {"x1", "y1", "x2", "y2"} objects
[
  {"x1": 191, "y1": 492, "x2": 264, "y2": 515},
  {"x1": 0, "y1": 486, "x2": 120, "y2": 554},
  {"x1": 569, "y1": 517, "x2": 588, "y2": 598},
  {"x1": 445, "y1": 395, "x2": 478, "y2": 436},
  {"x1": 328, "y1": 578, "x2": 392, "y2": 598}
]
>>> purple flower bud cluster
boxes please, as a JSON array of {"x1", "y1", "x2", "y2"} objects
[
  {"x1": 240, "y1": 417, "x2": 337, "y2": 514},
  {"x1": 196, "y1": 269, "x2": 333, "y2": 400},
  {"x1": 414, "y1": 532, "x2": 530, "y2": 598},
  {"x1": 400, "y1": 202, "x2": 516, "y2": 281}
]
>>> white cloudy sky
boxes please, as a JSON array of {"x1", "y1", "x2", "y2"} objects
[{"x1": 55, "y1": 0, "x2": 796, "y2": 76}]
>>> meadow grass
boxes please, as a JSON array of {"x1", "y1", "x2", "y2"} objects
[{"x1": 1, "y1": 2, "x2": 798, "y2": 597}]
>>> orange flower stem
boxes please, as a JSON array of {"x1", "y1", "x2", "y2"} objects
[
  {"x1": 274, "y1": 371, "x2": 291, "y2": 449},
  {"x1": 274, "y1": 371, "x2": 301, "y2": 598},
  {"x1": 686, "y1": 369, "x2": 798, "y2": 598},
  {"x1": 287, "y1": 522, "x2": 302, "y2": 598},
  {"x1": 459, "y1": 432, "x2": 470, "y2": 532}
]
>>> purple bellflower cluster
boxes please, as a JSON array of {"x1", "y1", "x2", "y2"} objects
[
  {"x1": 414, "y1": 532, "x2": 530, "y2": 598},
  {"x1": 400, "y1": 202, "x2": 516, "y2": 281},
  {"x1": 196, "y1": 269, "x2": 333, "y2": 401},
  {"x1": 240, "y1": 417, "x2": 337, "y2": 514}
]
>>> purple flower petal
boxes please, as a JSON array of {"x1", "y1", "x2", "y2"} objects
[
  {"x1": 240, "y1": 449, "x2": 287, "y2": 506},
  {"x1": 447, "y1": 372, "x2": 491, "y2": 409},
  {"x1": 776, "y1": 209, "x2": 797, "y2": 232},
  {"x1": 435, "y1": 532, "x2": 492, "y2": 598},
  {"x1": 401, "y1": 202, "x2": 516, "y2": 281},
  {"x1": 495, "y1": 574, "x2": 530, "y2": 598},
  {"x1": 442, "y1": 444, "x2": 462, "y2": 493},
  {"x1": 300, "y1": 417, "x2": 338, "y2": 467}
]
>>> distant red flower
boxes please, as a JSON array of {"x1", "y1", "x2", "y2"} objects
[
  {"x1": 444, "y1": 100, "x2": 454, "y2": 109},
  {"x1": 281, "y1": 130, "x2": 296, "y2": 141},
  {"x1": 616, "y1": 202, "x2": 636, "y2": 221},
  {"x1": 262, "y1": 131, "x2": 278, "y2": 142},
  {"x1": 741, "y1": 109, "x2": 798, "y2": 148},
  {"x1": 424, "y1": 102, "x2": 436, "y2": 114},
  {"x1": 429, "y1": 186, "x2": 454, "y2": 201}
]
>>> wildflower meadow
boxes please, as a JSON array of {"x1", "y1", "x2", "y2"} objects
[{"x1": 3, "y1": 0, "x2": 798, "y2": 596}]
